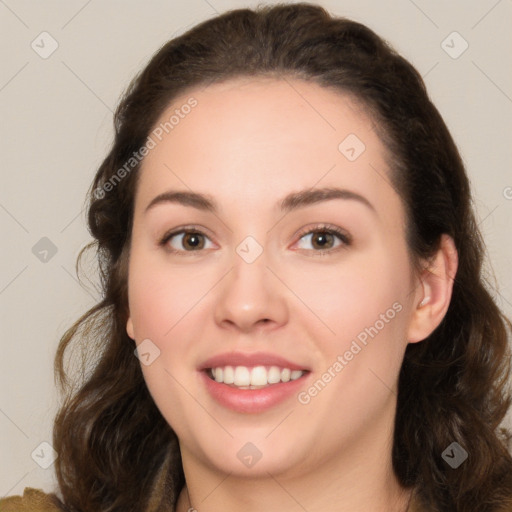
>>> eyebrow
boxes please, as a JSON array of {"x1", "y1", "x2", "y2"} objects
[{"x1": 144, "y1": 187, "x2": 376, "y2": 215}]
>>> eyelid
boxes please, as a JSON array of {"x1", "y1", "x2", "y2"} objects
[
  {"x1": 159, "y1": 225, "x2": 216, "y2": 254},
  {"x1": 291, "y1": 223, "x2": 352, "y2": 254},
  {"x1": 294, "y1": 223, "x2": 352, "y2": 242},
  {"x1": 159, "y1": 223, "x2": 352, "y2": 255}
]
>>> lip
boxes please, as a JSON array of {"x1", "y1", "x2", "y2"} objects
[
  {"x1": 199, "y1": 370, "x2": 309, "y2": 413},
  {"x1": 199, "y1": 351, "x2": 310, "y2": 372},
  {"x1": 198, "y1": 351, "x2": 311, "y2": 414}
]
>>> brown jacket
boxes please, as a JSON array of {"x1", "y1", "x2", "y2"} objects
[
  {"x1": 0, "y1": 488, "x2": 425, "y2": 512},
  {"x1": 2, "y1": 483, "x2": 511, "y2": 511},
  {"x1": 0, "y1": 482, "x2": 426, "y2": 512},
  {"x1": 0, "y1": 451, "x2": 174, "y2": 511},
  {"x1": 0, "y1": 487, "x2": 424, "y2": 512}
]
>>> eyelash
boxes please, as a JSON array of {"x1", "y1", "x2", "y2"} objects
[
  {"x1": 294, "y1": 224, "x2": 352, "y2": 255},
  {"x1": 158, "y1": 224, "x2": 352, "y2": 256}
]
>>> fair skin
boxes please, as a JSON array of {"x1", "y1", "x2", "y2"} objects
[{"x1": 126, "y1": 77, "x2": 458, "y2": 512}]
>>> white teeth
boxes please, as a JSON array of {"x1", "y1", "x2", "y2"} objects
[
  {"x1": 267, "y1": 366, "x2": 281, "y2": 384},
  {"x1": 281, "y1": 368, "x2": 291, "y2": 383},
  {"x1": 223, "y1": 365, "x2": 234, "y2": 384},
  {"x1": 233, "y1": 366, "x2": 251, "y2": 386},
  {"x1": 209, "y1": 365, "x2": 305, "y2": 387},
  {"x1": 290, "y1": 370, "x2": 303, "y2": 380},
  {"x1": 250, "y1": 366, "x2": 268, "y2": 386}
]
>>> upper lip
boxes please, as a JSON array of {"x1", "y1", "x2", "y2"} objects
[{"x1": 199, "y1": 352, "x2": 310, "y2": 372}]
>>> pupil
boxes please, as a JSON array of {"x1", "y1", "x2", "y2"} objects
[
  {"x1": 314, "y1": 232, "x2": 333, "y2": 249},
  {"x1": 184, "y1": 233, "x2": 203, "y2": 249}
]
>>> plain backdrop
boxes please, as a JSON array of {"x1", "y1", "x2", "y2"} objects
[{"x1": 1, "y1": 0, "x2": 511, "y2": 497}]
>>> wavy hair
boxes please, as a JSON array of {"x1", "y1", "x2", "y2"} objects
[{"x1": 52, "y1": 3, "x2": 512, "y2": 511}]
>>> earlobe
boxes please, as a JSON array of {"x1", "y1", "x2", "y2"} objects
[
  {"x1": 408, "y1": 234, "x2": 458, "y2": 343},
  {"x1": 126, "y1": 317, "x2": 135, "y2": 340}
]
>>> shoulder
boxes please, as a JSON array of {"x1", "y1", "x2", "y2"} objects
[{"x1": 0, "y1": 488, "x2": 62, "y2": 511}]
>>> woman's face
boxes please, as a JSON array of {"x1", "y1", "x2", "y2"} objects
[{"x1": 126, "y1": 77, "x2": 423, "y2": 478}]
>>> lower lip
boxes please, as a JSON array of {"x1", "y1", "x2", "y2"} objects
[{"x1": 200, "y1": 371, "x2": 309, "y2": 413}]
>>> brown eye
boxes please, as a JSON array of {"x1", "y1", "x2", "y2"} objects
[
  {"x1": 295, "y1": 226, "x2": 351, "y2": 253},
  {"x1": 181, "y1": 232, "x2": 205, "y2": 250},
  {"x1": 161, "y1": 229, "x2": 213, "y2": 252},
  {"x1": 310, "y1": 231, "x2": 335, "y2": 250}
]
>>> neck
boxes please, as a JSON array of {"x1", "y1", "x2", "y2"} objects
[
  {"x1": 175, "y1": 408, "x2": 413, "y2": 512},
  {"x1": 178, "y1": 470, "x2": 412, "y2": 512}
]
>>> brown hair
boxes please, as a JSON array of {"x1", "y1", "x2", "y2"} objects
[{"x1": 52, "y1": 3, "x2": 512, "y2": 511}]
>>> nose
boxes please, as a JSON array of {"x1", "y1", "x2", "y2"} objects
[{"x1": 213, "y1": 246, "x2": 289, "y2": 334}]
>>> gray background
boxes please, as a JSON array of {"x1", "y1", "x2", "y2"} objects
[{"x1": 1, "y1": 0, "x2": 511, "y2": 497}]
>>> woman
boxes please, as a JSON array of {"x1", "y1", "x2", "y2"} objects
[{"x1": 2, "y1": 3, "x2": 511, "y2": 511}]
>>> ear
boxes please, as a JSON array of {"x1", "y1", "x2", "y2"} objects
[
  {"x1": 126, "y1": 316, "x2": 135, "y2": 340},
  {"x1": 407, "y1": 234, "x2": 458, "y2": 343}
]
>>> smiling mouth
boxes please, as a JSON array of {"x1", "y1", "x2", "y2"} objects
[{"x1": 206, "y1": 365, "x2": 308, "y2": 389}]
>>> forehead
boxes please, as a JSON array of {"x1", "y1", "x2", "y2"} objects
[{"x1": 135, "y1": 76, "x2": 400, "y2": 219}]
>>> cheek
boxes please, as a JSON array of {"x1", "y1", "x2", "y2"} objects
[
  {"x1": 126, "y1": 252, "x2": 219, "y2": 410},
  {"x1": 296, "y1": 249, "x2": 411, "y2": 406},
  {"x1": 283, "y1": 247, "x2": 412, "y2": 424},
  {"x1": 127, "y1": 256, "x2": 208, "y2": 431},
  {"x1": 283, "y1": 248, "x2": 410, "y2": 349},
  {"x1": 127, "y1": 254, "x2": 214, "y2": 341}
]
